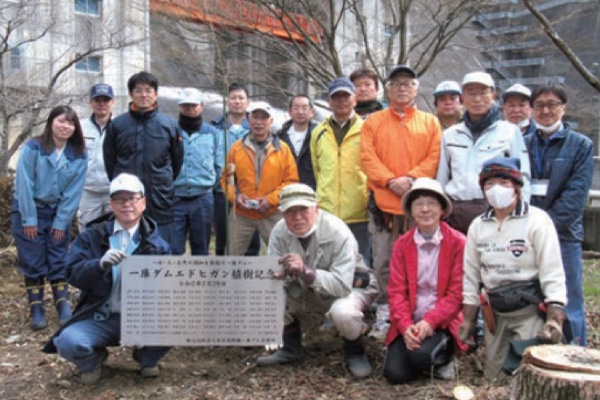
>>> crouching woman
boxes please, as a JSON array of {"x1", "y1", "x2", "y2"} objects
[{"x1": 383, "y1": 178, "x2": 467, "y2": 383}]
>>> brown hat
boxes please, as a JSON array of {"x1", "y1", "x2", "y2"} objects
[{"x1": 402, "y1": 178, "x2": 452, "y2": 219}]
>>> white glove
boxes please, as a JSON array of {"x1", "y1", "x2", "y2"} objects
[{"x1": 100, "y1": 249, "x2": 126, "y2": 270}]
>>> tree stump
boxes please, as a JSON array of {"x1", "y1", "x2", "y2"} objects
[{"x1": 510, "y1": 345, "x2": 600, "y2": 400}]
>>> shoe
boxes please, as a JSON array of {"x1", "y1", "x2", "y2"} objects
[
  {"x1": 257, "y1": 319, "x2": 302, "y2": 366},
  {"x1": 140, "y1": 365, "x2": 160, "y2": 378},
  {"x1": 343, "y1": 336, "x2": 373, "y2": 379},
  {"x1": 368, "y1": 304, "x2": 389, "y2": 341},
  {"x1": 80, "y1": 350, "x2": 108, "y2": 384},
  {"x1": 434, "y1": 360, "x2": 455, "y2": 380}
]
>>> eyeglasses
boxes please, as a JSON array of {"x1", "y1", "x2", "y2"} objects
[
  {"x1": 463, "y1": 90, "x2": 492, "y2": 99},
  {"x1": 387, "y1": 81, "x2": 415, "y2": 89},
  {"x1": 111, "y1": 196, "x2": 143, "y2": 205},
  {"x1": 533, "y1": 102, "x2": 563, "y2": 111},
  {"x1": 412, "y1": 199, "x2": 441, "y2": 209}
]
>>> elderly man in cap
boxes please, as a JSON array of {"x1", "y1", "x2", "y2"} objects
[
  {"x1": 502, "y1": 83, "x2": 536, "y2": 136},
  {"x1": 310, "y1": 77, "x2": 369, "y2": 258},
  {"x1": 258, "y1": 183, "x2": 379, "y2": 378},
  {"x1": 436, "y1": 71, "x2": 531, "y2": 234},
  {"x1": 361, "y1": 65, "x2": 442, "y2": 340},
  {"x1": 172, "y1": 93, "x2": 224, "y2": 255},
  {"x1": 77, "y1": 83, "x2": 115, "y2": 230},
  {"x1": 384, "y1": 178, "x2": 467, "y2": 384},
  {"x1": 433, "y1": 80, "x2": 462, "y2": 130},
  {"x1": 44, "y1": 173, "x2": 171, "y2": 384},
  {"x1": 222, "y1": 102, "x2": 298, "y2": 255}
]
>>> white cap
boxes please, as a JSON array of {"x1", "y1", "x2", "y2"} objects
[
  {"x1": 178, "y1": 94, "x2": 204, "y2": 105},
  {"x1": 433, "y1": 80, "x2": 461, "y2": 97},
  {"x1": 248, "y1": 101, "x2": 273, "y2": 116},
  {"x1": 462, "y1": 72, "x2": 495, "y2": 88},
  {"x1": 109, "y1": 173, "x2": 145, "y2": 197},
  {"x1": 502, "y1": 83, "x2": 531, "y2": 102}
]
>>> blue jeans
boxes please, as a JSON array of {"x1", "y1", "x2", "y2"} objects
[
  {"x1": 54, "y1": 313, "x2": 170, "y2": 373},
  {"x1": 560, "y1": 241, "x2": 586, "y2": 346},
  {"x1": 11, "y1": 206, "x2": 70, "y2": 281},
  {"x1": 172, "y1": 193, "x2": 214, "y2": 255}
]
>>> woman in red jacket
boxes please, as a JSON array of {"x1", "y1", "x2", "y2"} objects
[{"x1": 383, "y1": 178, "x2": 467, "y2": 383}]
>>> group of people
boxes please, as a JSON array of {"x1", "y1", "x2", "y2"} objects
[{"x1": 10, "y1": 65, "x2": 593, "y2": 384}]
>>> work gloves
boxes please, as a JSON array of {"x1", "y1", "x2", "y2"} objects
[
  {"x1": 538, "y1": 303, "x2": 566, "y2": 344},
  {"x1": 458, "y1": 304, "x2": 480, "y2": 343},
  {"x1": 100, "y1": 249, "x2": 126, "y2": 270}
]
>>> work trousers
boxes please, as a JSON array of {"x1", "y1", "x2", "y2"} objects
[
  {"x1": 213, "y1": 189, "x2": 260, "y2": 255},
  {"x1": 54, "y1": 313, "x2": 170, "y2": 373},
  {"x1": 172, "y1": 193, "x2": 214, "y2": 255},
  {"x1": 227, "y1": 212, "x2": 280, "y2": 256},
  {"x1": 11, "y1": 206, "x2": 70, "y2": 281},
  {"x1": 77, "y1": 189, "x2": 111, "y2": 231}
]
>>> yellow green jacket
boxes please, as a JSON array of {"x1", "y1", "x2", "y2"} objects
[{"x1": 310, "y1": 115, "x2": 368, "y2": 223}]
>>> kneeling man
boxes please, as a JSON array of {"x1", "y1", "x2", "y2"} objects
[
  {"x1": 258, "y1": 183, "x2": 379, "y2": 378},
  {"x1": 43, "y1": 173, "x2": 171, "y2": 384}
]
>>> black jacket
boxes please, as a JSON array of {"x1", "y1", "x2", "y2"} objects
[
  {"x1": 103, "y1": 105, "x2": 184, "y2": 224},
  {"x1": 43, "y1": 214, "x2": 170, "y2": 353},
  {"x1": 277, "y1": 120, "x2": 318, "y2": 190}
]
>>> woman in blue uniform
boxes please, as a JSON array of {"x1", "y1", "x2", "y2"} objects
[{"x1": 12, "y1": 105, "x2": 87, "y2": 330}]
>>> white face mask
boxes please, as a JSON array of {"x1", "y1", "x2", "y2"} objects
[
  {"x1": 290, "y1": 223, "x2": 317, "y2": 239},
  {"x1": 535, "y1": 120, "x2": 563, "y2": 135},
  {"x1": 516, "y1": 119, "x2": 530, "y2": 129},
  {"x1": 485, "y1": 185, "x2": 515, "y2": 209}
]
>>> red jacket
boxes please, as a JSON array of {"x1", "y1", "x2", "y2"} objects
[{"x1": 386, "y1": 221, "x2": 468, "y2": 352}]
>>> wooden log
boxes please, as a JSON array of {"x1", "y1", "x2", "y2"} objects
[{"x1": 511, "y1": 345, "x2": 600, "y2": 400}]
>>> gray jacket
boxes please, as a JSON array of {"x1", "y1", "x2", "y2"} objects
[{"x1": 268, "y1": 209, "x2": 378, "y2": 299}]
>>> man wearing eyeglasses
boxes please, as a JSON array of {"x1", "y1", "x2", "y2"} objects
[
  {"x1": 77, "y1": 83, "x2": 115, "y2": 231},
  {"x1": 103, "y1": 71, "x2": 184, "y2": 247},
  {"x1": 44, "y1": 173, "x2": 171, "y2": 384},
  {"x1": 524, "y1": 83, "x2": 594, "y2": 346},
  {"x1": 277, "y1": 95, "x2": 318, "y2": 190},
  {"x1": 436, "y1": 71, "x2": 531, "y2": 234},
  {"x1": 360, "y1": 65, "x2": 442, "y2": 340}
]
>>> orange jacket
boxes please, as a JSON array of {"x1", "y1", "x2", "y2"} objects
[
  {"x1": 360, "y1": 106, "x2": 441, "y2": 215},
  {"x1": 221, "y1": 134, "x2": 298, "y2": 220}
]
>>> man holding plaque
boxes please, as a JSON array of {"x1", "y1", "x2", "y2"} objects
[
  {"x1": 258, "y1": 183, "x2": 379, "y2": 379},
  {"x1": 43, "y1": 173, "x2": 171, "y2": 384}
]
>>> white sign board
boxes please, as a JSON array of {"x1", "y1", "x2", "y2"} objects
[{"x1": 120, "y1": 255, "x2": 285, "y2": 347}]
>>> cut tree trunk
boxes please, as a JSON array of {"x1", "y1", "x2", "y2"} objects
[{"x1": 511, "y1": 345, "x2": 600, "y2": 400}]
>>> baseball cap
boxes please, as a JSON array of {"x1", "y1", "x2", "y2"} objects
[
  {"x1": 109, "y1": 173, "x2": 145, "y2": 197},
  {"x1": 90, "y1": 83, "x2": 114, "y2": 99},
  {"x1": 502, "y1": 83, "x2": 531, "y2": 103},
  {"x1": 387, "y1": 65, "x2": 417, "y2": 81},
  {"x1": 248, "y1": 101, "x2": 273, "y2": 117},
  {"x1": 462, "y1": 72, "x2": 495, "y2": 88},
  {"x1": 328, "y1": 78, "x2": 355, "y2": 97},
  {"x1": 433, "y1": 80, "x2": 461, "y2": 97},
  {"x1": 279, "y1": 183, "x2": 318, "y2": 212},
  {"x1": 178, "y1": 94, "x2": 204, "y2": 105}
]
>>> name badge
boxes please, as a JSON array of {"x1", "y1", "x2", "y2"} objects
[{"x1": 531, "y1": 179, "x2": 549, "y2": 196}]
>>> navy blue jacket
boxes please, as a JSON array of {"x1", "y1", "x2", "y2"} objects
[
  {"x1": 43, "y1": 214, "x2": 170, "y2": 353},
  {"x1": 277, "y1": 120, "x2": 318, "y2": 190},
  {"x1": 103, "y1": 105, "x2": 184, "y2": 224},
  {"x1": 525, "y1": 123, "x2": 594, "y2": 242}
]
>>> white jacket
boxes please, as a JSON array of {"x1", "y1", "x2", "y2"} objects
[
  {"x1": 463, "y1": 200, "x2": 567, "y2": 306},
  {"x1": 437, "y1": 120, "x2": 531, "y2": 201},
  {"x1": 81, "y1": 116, "x2": 110, "y2": 193}
]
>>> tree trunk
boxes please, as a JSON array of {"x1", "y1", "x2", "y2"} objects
[{"x1": 511, "y1": 345, "x2": 600, "y2": 400}]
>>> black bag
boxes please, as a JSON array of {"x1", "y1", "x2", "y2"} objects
[{"x1": 487, "y1": 280, "x2": 543, "y2": 313}]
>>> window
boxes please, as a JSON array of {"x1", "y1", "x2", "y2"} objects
[
  {"x1": 75, "y1": 56, "x2": 101, "y2": 73},
  {"x1": 10, "y1": 47, "x2": 22, "y2": 70},
  {"x1": 75, "y1": 0, "x2": 100, "y2": 16}
]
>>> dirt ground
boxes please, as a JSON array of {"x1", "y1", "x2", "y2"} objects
[{"x1": 0, "y1": 253, "x2": 597, "y2": 400}]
